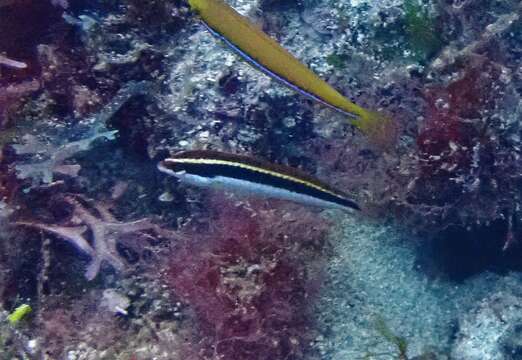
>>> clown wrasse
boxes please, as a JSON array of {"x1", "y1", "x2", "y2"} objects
[{"x1": 188, "y1": 0, "x2": 393, "y2": 144}]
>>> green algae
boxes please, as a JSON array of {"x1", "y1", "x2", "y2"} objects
[
  {"x1": 404, "y1": 0, "x2": 443, "y2": 60},
  {"x1": 326, "y1": 53, "x2": 349, "y2": 69},
  {"x1": 7, "y1": 304, "x2": 32, "y2": 325}
]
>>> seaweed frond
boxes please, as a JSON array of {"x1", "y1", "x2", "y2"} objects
[{"x1": 374, "y1": 316, "x2": 409, "y2": 360}]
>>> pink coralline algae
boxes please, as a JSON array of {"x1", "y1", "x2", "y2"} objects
[
  {"x1": 403, "y1": 53, "x2": 522, "y2": 234},
  {"x1": 163, "y1": 197, "x2": 330, "y2": 360},
  {"x1": 17, "y1": 195, "x2": 178, "y2": 280}
]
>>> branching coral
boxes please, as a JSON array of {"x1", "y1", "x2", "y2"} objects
[
  {"x1": 11, "y1": 80, "x2": 152, "y2": 187},
  {"x1": 17, "y1": 195, "x2": 178, "y2": 280},
  {"x1": 164, "y1": 196, "x2": 330, "y2": 360},
  {"x1": 13, "y1": 130, "x2": 118, "y2": 185}
]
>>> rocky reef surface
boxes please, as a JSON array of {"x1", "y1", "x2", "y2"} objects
[{"x1": 0, "y1": 0, "x2": 521, "y2": 359}]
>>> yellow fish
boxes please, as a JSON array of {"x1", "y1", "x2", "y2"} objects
[{"x1": 188, "y1": 0, "x2": 394, "y2": 144}]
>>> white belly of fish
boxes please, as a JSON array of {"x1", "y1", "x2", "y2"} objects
[{"x1": 179, "y1": 172, "x2": 346, "y2": 210}]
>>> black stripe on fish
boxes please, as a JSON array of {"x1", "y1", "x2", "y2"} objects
[{"x1": 160, "y1": 151, "x2": 360, "y2": 211}]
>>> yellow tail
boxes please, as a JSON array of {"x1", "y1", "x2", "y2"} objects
[{"x1": 350, "y1": 110, "x2": 397, "y2": 150}]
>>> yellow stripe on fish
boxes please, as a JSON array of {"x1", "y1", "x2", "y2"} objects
[
  {"x1": 188, "y1": 0, "x2": 394, "y2": 145},
  {"x1": 158, "y1": 150, "x2": 360, "y2": 211},
  {"x1": 171, "y1": 157, "x2": 339, "y2": 197}
]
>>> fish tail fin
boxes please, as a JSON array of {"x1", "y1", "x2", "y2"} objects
[{"x1": 350, "y1": 110, "x2": 397, "y2": 149}]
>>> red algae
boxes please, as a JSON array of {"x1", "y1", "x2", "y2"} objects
[
  {"x1": 417, "y1": 61, "x2": 499, "y2": 177},
  {"x1": 163, "y1": 196, "x2": 330, "y2": 360},
  {"x1": 414, "y1": 59, "x2": 503, "y2": 208}
]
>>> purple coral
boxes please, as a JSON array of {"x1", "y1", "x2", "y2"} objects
[{"x1": 0, "y1": 54, "x2": 27, "y2": 69}]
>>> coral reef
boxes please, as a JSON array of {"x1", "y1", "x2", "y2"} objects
[
  {"x1": 2, "y1": 0, "x2": 518, "y2": 231},
  {"x1": 0, "y1": 0, "x2": 521, "y2": 358}
]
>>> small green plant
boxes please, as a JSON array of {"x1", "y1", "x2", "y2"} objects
[
  {"x1": 358, "y1": 316, "x2": 409, "y2": 359},
  {"x1": 374, "y1": 316, "x2": 408, "y2": 360},
  {"x1": 326, "y1": 53, "x2": 349, "y2": 69},
  {"x1": 361, "y1": 316, "x2": 442, "y2": 360}
]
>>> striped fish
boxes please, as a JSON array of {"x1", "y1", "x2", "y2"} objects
[
  {"x1": 158, "y1": 150, "x2": 360, "y2": 211},
  {"x1": 188, "y1": 0, "x2": 393, "y2": 143}
]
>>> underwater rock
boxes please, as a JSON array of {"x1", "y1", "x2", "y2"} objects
[{"x1": 451, "y1": 281, "x2": 522, "y2": 360}]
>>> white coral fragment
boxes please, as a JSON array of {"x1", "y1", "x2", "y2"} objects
[{"x1": 13, "y1": 131, "x2": 117, "y2": 185}]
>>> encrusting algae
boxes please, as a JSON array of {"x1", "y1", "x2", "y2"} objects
[{"x1": 188, "y1": 0, "x2": 396, "y2": 147}]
